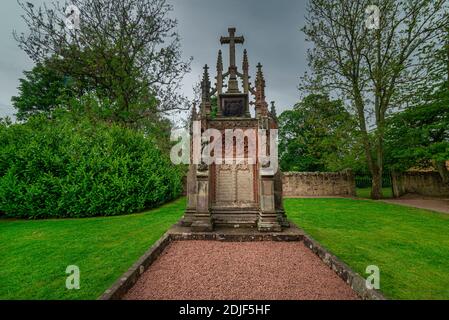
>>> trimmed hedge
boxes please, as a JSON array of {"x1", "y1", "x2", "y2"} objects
[{"x1": 0, "y1": 113, "x2": 183, "y2": 219}]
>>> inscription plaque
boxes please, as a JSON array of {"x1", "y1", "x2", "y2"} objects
[
  {"x1": 215, "y1": 164, "x2": 254, "y2": 206},
  {"x1": 220, "y1": 94, "x2": 248, "y2": 117},
  {"x1": 236, "y1": 165, "x2": 254, "y2": 202},
  {"x1": 216, "y1": 165, "x2": 235, "y2": 203}
]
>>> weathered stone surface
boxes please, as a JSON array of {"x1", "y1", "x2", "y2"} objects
[
  {"x1": 98, "y1": 233, "x2": 172, "y2": 300},
  {"x1": 392, "y1": 171, "x2": 449, "y2": 198},
  {"x1": 216, "y1": 165, "x2": 235, "y2": 203},
  {"x1": 301, "y1": 230, "x2": 386, "y2": 300},
  {"x1": 169, "y1": 224, "x2": 304, "y2": 242},
  {"x1": 282, "y1": 170, "x2": 356, "y2": 197},
  {"x1": 184, "y1": 27, "x2": 287, "y2": 232}
]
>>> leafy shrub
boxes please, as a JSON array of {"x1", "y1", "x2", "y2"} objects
[{"x1": 0, "y1": 112, "x2": 183, "y2": 219}]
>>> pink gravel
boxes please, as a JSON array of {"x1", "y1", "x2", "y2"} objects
[{"x1": 124, "y1": 241, "x2": 358, "y2": 300}]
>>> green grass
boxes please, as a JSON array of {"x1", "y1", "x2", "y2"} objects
[
  {"x1": 357, "y1": 187, "x2": 393, "y2": 199},
  {"x1": 0, "y1": 198, "x2": 185, "y2": 300},
  {"x1": 285, "y1": 198, "x2": 449, "y2": 300},
  {"x1": 2, "y1": 195, "x2": 448, "y2": 300}
]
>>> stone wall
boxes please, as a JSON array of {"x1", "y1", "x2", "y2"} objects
[
  {"x1": 391, "y1": 172, "x2": 449, "y2": 198},
  {"x1": 282, "y1": 171, "x2": 356, "y2": 197}
]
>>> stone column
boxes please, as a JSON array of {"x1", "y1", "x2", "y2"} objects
[
  {"x1": 181, "y1": 165, "x2": 197, "y2": 226},
  {"x1": 258, "y1": 172, "x2": 282, "y2": 232},
  {"x1": 274, "y1": 170, "x2": 290, "y2": 228},
  {"x1": 191, "y1": 170, "x2": 214, "y2": 232}
]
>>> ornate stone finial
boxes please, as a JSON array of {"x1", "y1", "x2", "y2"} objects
[
  {"x1": 201, "y1": 64, "x2": 211, "y2": 115},
  {"x1": 202, "y1": 65, "x2": 210, "y2": 98},
  {"x1": 270, "y1": 101, "x2": 277, "y2": 119},
  {"x1": 243, "y1": 49, "x2": 249, "y2": 72},
  {"x1": 255, "y1": 63, "x2": 268, "y2": 117},
  {"x1": 220, "y1": 27, "x2": 244, "y2": 70},
  {"x1": 256, "y1": 63, "x2": 264, "y2": 79},
  {"x1": 242, "y1": 49, "x2": 250, "y2": 95},
  {"x1": 255, "y1": 63, "x2": 266, "y2": 100},
  {"x1": 203, "y1": 64, "x2": 210, "y2": 78},
  {"x1": 216, "y1": 50, "x2": 224, "y2": 104},
  {"x1": 220, "y1": 27, "x2": 244, "y2": 94},
  {"x1": 217, "y1": 50, "x2": 223, "y2": 72}
]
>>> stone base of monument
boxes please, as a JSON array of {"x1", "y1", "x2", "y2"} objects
[
  {"x1": 191, "y1": 220, "x2": 214, "y2": 232},
  {"x1": 182, "y1": 209, "x2": 291, "y2": 232},
  {"x1": 170, "y1": 223, "x2": 302, "y2": 242}
]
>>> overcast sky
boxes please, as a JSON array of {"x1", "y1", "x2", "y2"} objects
[{"x1": 0, "y1": 0, "x2": 308, "y2": 120}]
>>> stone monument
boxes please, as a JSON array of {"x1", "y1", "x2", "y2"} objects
[{"x1": 182, "y1": 27, "x2": 289, "y2": 232}]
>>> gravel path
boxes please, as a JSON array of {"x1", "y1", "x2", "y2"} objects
[{"x1": 124, "y1": 241, "x2": 358, "y2": 300}]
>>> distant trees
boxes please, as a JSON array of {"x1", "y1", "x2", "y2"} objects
[
  {"x1": 12, "y1": 60, "x2": 76, "y2": 121},
  {"x1": 14, "y1": 0, "x2": 191, "y2": 124},
  {"x1": 279, "y1": 94, "x2": 362, "y2": 172},
  {"x1": 385, "y1": 86, "x2": 449, "y2": 184},
  {"x1": 301, "y1": 0, "x2": 449, "y2": 199},
  {"x1": 385, "y1": 25, "x2": 449, "y2": 185}
]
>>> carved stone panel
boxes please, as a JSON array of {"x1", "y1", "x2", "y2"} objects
[
  {"x1": 216, "y1": 165, "x2": 235, "y2": 203},
  {"x1": 236, "y1": 164, "x2": 254, "y2": 202},
  {"x1": 214, "y1": 163, "x2": 255, "y2": 207}
]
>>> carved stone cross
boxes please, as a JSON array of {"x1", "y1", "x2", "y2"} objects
[
  {"x1": 220, "y1": 27, "x2": 244, "y2": 69},
  {"x1": 220, "y1": 27, "x2": 244, "y2": 93}
]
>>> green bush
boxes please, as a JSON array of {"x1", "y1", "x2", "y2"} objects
[{"x1": 0, "y1": 112, "x2": 183, "y2": 219}]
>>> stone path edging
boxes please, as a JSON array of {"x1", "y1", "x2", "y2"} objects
[
  {"x1": 98, "y1": 233, "x2": 172, "y2": 300},
  {"x1": 301, "y1": 231, "x2": 386, "y2": 300}
]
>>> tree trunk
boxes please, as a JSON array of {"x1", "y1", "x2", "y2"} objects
[
  {"x1": 353, "y1": 89, "x2": 384, "y2": 200},
  {"x1": 371, "y1": 160, "x2": 383, "y2": 200},
  {"x1": 371, "y1": 131, "x2": 385, "y2": 200},
  {"x1": 371, "y1": 168, "x2": 383, "y2": 200},
  {"x1": 436, "y1": 161, "x2": 449, "y2": 185}
]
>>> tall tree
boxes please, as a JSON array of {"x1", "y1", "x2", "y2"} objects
[
  {"x1": 385, "y1": 86, "x2": 449, "y2": 184},
  {"x1": 385, "y1": 26, "x2": 449, "y2": 183},
  {"x1": 14, "y1": 0, "x2": 191, "y2": 123},
  {"x1": 278, "y1": 94, "x2": 362, "y2": 172},
  {"x1": 416, "y1": 27, "x2": 449, "y2": 180},
  {"x1": 301, "y1": 0, "x2": 449, "y2": 198},
  {"x1": 12, "y1": 61, "x2": 76, "y2": 121}
]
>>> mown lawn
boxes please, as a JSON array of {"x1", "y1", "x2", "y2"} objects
[
  {"x1": 356, "y1": 187, "x2": 393, "y2": 199},
  {"x1": 0, "y1": 198, "x2": 185, "y2": 300},
  {"x1": 2, "y1": 196, "x2": 448, "y2": 300},
  {"x1": 285, "y1": 198, "x2": 449, "y2": 300}
]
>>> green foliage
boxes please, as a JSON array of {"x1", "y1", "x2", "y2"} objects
[
  {"x1": 210, "y1": 96, "x2": 218, "y2": 119},
  {"x1": 278, "y1": 94, "x2": 363, "y2": 172},
  {"x1": 0, "y1": 112, "x2": 183, "y2": 219},
  {"x1": 385, "y1": 84, "x2": 449, "y2": 172},
  {"x1": 11, "y1": 61, "x2": 76, "y2": 121},
  {"x1": 66, "y1": 92, "x2": 174, "y2": 154},
  {"x1": 356, "y1": 187, "x2": 393, "y2": 199},
  {"x1": 301, "y1": 0, "x2": 448, "y2": 198}
]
